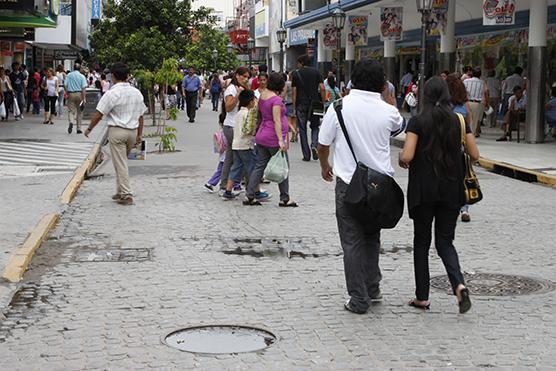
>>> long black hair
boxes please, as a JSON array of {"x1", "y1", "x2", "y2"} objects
[{"x1": 419, "y1": 76, "x2": 460, "y2": 178}]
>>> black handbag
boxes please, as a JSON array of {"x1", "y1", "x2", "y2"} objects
[
  {"x1": 457, "y1": 113, "x2": 483, "y2": 204},
  {"x1": 334, "y1": 101, "x2": 404, "y2": 232}
]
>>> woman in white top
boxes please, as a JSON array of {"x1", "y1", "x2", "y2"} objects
[
  {"x1": 43, "y1": 68, "x2": 59, "y2": 125},
  {"x1": 55, "y1": 64, "x2": 66, "y2": 118},
  {"x1": 0, "y1": 67, "x2": 14, "y2": 121}
]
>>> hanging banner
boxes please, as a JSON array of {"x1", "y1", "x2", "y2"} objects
[
  {"x1": 380, "y1": 7, "x2": 403, "y2": 41},
  {"x1": 347, "y1": 16, "x2": 368, "y2": 46},
  {"x1": 91, "y1": 0, "x2": 101, "y2": 19},
  {"x1": 428, "y1": 0, "x2": 449, "y2": 36},
  {"x1": 323, "y1": 23, "x2": 338, "y2": 50},
  {"x1": 230, "y1": 29, "x2": 250, "y2": 45},
  {"x1": 483, "y1": 0, "x2": 516, "y2": 26}
]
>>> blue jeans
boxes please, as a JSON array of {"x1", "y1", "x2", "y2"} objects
[
  {"x1": 295, "y1": 101, "x2": 320, "y2": 160},
  {"x1": 246, "y1": 145, "x2": 290, "y2": 202},
  {"x1": 229, "y1": 149, "x2": 255, "y2": 183}
]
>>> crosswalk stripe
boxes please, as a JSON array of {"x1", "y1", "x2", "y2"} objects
[
  {"x1": 0, "y1": 140, "x2": 93, "y2": 169},
  {"x1": 0, "y1": 141, "x2": 91, "y2": 153},
  {"x1": 0, "y1": 146, "x2": 90, "y2": 157},
  {"x1": 0, "y1": 153, "x2": 83, "y2": 165}
]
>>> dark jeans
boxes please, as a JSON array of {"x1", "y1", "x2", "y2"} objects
[
  {"x1": 211, "y1": 93, "x2": 220, "y2": 111},
  {"x1": 26, "y1": 89, "x2": 34, "y2": 112},
  {"x1": 335, "y1": 179, "x2": 381, "y2": 312},
  {"x1": 2, "y1": 91, "x2": 13, "y2": 119},
  {"x1": 296, "y1": 101, "x2": 320, "y2": 160},
  {"x1": 176, "y1": 91, "x2": 184, "y2": 110},
  {"x1": 246, "y1": 145, "x2": 290, "y2": 202},
  {"x1": 185, "y1": 91, "x2": 198, "y2": 120},
  {"x1": 411, "y1": 202, "x2": 465, "y2": 301},
  {"x1": 219, "y1": 126, "x2": 234, "y2": 190},
  {"x1": 14, "y1": 90, "x2": 25, "y2": 117}
]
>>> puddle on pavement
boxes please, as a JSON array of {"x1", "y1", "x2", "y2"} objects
[
  {"x1": 0, "y1": 282, "x2": 65, "y2": 343},
  {"x1": 164, "y1": 325, "x2": 276, "y2": 354}
]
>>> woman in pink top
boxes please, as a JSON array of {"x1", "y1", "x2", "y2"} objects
[{"x1": 244, "y1": 72, "x2": 298, "y2": 207}]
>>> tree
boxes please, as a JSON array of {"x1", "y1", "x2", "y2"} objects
[
  {"x1": 181, "y1": 28, "x2": 239, "y2": 72},
  {"x1": 89, "y1": 0, "x2": 226, "y2": 71}
]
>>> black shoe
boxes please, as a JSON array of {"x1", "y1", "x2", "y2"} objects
[
  {"x1": 496, "y1": 136, "x2": 508, "y2": 142},
  {"x1": 344, "y1": 300, "x2": 367, "y2": 314},
  {"x1": 68, "y1": 122, "x2": 73, "y2": 134},
  {"x1": 458, "y1": 288, "x2": 472, "y2": 314},
  {"x1": 189, "y1": 119, "x2": 194, "y2": 123},
  {"x1": 311, "y1": 147, "x2": 319, "y2": 160},
  {"x1": 76, "y1": 129, "x2": 83, "y2": 134},
  {"x1": 302, "y1": 158, "x2": 310, "y2": 162}
]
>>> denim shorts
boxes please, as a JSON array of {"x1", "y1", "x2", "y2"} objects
[{"x1": 229, "y1": 149, "x2": 255, "y2": 182}]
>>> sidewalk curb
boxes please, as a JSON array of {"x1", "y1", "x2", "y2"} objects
[
  {"x1": 390, "y1": 137, "x2": 556, "y2": 188},
  {"x1": 2, "y1": 213, "x2": 59, "y2": 283}
]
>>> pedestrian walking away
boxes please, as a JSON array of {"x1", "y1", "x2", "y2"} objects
[
  {"x1": 56, "y1": 64, "x2": 67, "y2": 117},
  {"x1": 317, "y1": 59, "x2": 405, "y2": 314},
  {"x1": 84, "y1": 62, "x2": 146, "y2": 205},
  {"x1": 463, "y1": 67, "x2": 489, "y2": 137},
  {"x1": 65, "y1": 61, "x2": 88, "y2": 134},
  {"x1": 209, "y1": 73, "x2": 222, "y2": 111},
  {"x1": 218, "y1": 66, "x2": 250, "y2": 192},
  {"x1": 399, "y1": 76, "x2": 480, "y2": 314},
  {"x1": 292, "y1": 55, "x2": 326, "y2": 162},
  {"x1": 9, "y1": 62, "x2": 26, "y2": 121},
  {"x1": 183, "y1": 67, "x2": 201, "y2": 123}
]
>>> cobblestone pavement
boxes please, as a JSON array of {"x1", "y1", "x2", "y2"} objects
[
  {"x1": 0, "y1": 103, "x2": 555, "y2": 369},
  {"x1": 0, "y1": 114, "x2": 105, "y2": 275}
]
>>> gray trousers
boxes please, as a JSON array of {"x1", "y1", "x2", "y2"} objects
[
  {"x1": 246, "y1": 145, "x2": 289, "y2": 202},
  {"x1": 335, "y1": 178, "x2": 382, "y2": 312},
  {"x1": 219, "y1": 125, "x2": 234, "y2": 190}
]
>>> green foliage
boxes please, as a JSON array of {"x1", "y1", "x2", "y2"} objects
[
  {"x1": 495, "y1": 56, "x2": 507, "y2": 80},
  {"x1": 155, "y1": 58, "x2": 182, "y2": 87},
  {"x1": 134, "y1": 69, "x2": 155, "y2": 89},
  {"x1": 182, "y1": 28, "x2": 240, "y2": 72},
  {"x1": 156, "y1": 126, "x2": 178, "y2": 152},
  {"x1": 90, "y1": 0, "x2": 231, "y2": 71}
]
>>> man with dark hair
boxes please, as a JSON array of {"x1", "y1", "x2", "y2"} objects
[
  {"x1": 500, "y1": 66, "x2": 525, "y2": 118},
  {"x1": 292, "y1": 54, "x2": 326, "y2": 161},
  {"x1": 463, "y1": 67, "x2": 489, "y2": 137},
  {"x1": 9, "y1": 62, "x2": 25, "y2": 120},
  {"x1": 317, "y1": 59, "x2": 404, "y2": 314},
  {"x1": 182, "y1": 67, "x2": 201, "y2": 123},
  {"x1": 85, "y1": 62, "x2": 146, "y2": 205},
  {"x1": 65, "y1": 61, "x2": 88, "y2": 134}
]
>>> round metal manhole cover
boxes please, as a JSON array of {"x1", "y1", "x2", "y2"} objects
[
  {"x1": 430, "y1": 273, "x2": 555, "y2": 296},
  {"x1": 164, "y1": 325, "x2": 276, "y2": 354}
]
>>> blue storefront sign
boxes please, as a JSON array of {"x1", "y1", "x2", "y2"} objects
[
  {"x1": 289, "y1": 29, "x2": 316, "y2": 46},
  {"x1": 91, "y1": 0, "x2": 101, "y2": 19}
]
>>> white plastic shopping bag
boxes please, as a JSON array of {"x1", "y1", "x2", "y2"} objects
[
  {"x1": 263, "y1": 151, "x2": 289, "y2": 183},
  {"x1": 0, "y1": 101, "x2": 5, "y2": 118},
  {"x1": 12, "y1": 97, "x2": 20, "y2": 117}
]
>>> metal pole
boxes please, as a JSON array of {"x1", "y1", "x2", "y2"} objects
[
  {"x1": 249, "y1": 48, "x2": 252, "y2": 68},
  {"x1": 336, "y1": 27, "x2": 341, "y2": 84},
  {"x1": 279, "y1": 42, "x2": 284, "y2": 73},
  {"x1": 418, "y1": 11, "x2": 427, "y2": 113}
]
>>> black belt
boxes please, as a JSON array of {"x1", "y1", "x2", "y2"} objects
[
  {"x1": 68, "y1": 91, "x2": 82, "y2": 93},
  {"x1": 469, "y1": 99, "x2": 482, "y2": 103}
]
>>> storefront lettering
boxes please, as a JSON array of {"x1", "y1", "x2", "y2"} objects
[{"x1": 483, "y1": 0, "x2": 515, "y2": 19}]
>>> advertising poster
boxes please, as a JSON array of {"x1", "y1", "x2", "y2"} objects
[
  {"x1": 380, "y1": 7, "x2": 403, "y2": 41},
  {"x1": 323, "y1": 23, "x2": 338, "y2": 50},
  {"x1": 428, "y1": 0, "x2": 448, "y2": 36},
  {"x1": 347, "y1": 16, "x2": 368, "y2": 46},
  {"x1": 255, "y1": 8, "x2": 269, "y2": 38},
  {"x1": 483, "y1": 0, "x2": 516, "y2": 26}
]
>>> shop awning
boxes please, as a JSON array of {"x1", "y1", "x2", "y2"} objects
[
  {"x1": 0, "y1": 15, "x2": 57, "y2": 29},
  {"x1": 284, "y1": 0, "x2": 377, "y2": 30}
]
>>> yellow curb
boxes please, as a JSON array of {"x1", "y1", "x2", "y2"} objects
[
  {"x1": 60, "y1": 143, "x2": 101, "y2": 204},
  {"x1": 2, "y1": 213, "x2": 59, "y2": 283},
  {"x1": 478, "y1": 157, "x2": 556, "y2": 188}
]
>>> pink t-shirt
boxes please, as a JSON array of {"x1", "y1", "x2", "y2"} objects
[{"x1": 255, "y1": 95, "x2": 288, "y2": 148}]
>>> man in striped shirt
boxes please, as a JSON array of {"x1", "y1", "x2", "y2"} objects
[{"x1": 463, "y1": 67, "x2": 489, "y2": 137}]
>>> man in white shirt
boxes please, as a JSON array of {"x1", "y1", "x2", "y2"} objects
[
  {"x1": 500, "y1": 66, "x2": 524, "y2": 117},
  {"x1": 85, "y1": 62, "x2": 146, "y2": 205},
  {"x1": 463, "y1": 67, "x2": 489, "y2": 137},
  {"x1": 317, "y1": 59, "x2": 404, "y2": 314}
]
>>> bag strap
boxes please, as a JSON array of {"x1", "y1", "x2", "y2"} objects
[
  {"x1": 333, "y1": 100, "x2": 357, "y2": 163},
  {"x1": 456, "y1": 112, "x2": 466, "y2": 147}
]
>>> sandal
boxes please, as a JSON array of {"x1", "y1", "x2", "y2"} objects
[
  {"x1": 49, "y1": 120, "x2": 54, "y2": 125},
  {"x1": 242, "y1": 198, "x2": 262, "y2": 206},
  {"x1": 43, "y1": 120, "x2": 49, "y2": 125},
  {"x1": 408, "y1": 299, "x2": 430, "y2": 310},
  {"x1": 457, "y1": 287, "x2": 472, "y2": 314},
  {"x1": 279, "y1": 200, "x2": 298, "y2": 207}
]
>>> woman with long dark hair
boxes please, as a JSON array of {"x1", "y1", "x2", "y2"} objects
[{"x1": 399, "y1": 76, "x2": 479, "y2": 314}]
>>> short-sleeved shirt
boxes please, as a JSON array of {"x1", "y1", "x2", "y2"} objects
[
  {"x1": 96, "y1": 82, "x2": 147, "y2": 129},
  {"x1": 232, "y1": 107, "x2": 255, "y2": 150},
  {"x1": 485, "y1": 77, "x2": 500, "y2": 99},
  {"x1": 509, "y1": 94, "x2": 527, "y2": 110},
  {"x1": 223, "y1": 84, "x2": 239, "y2": 127},
  {"x1": 256, "y1": 95, "x2": 287, "y2": 148},
  {"x1": 503, "y1": 74, "x2": 524, "y2": 95},
  {"x1": 9, "y1": 71, "x2": 25, "y2": 93},
  {"x1": 405, "y1": 113, "x2": 471, "y2": 215},
  {"x1": 292, "y1": 67, "x2": 323, "y2": 104},
  {"x1": 65, "y1": 70, "x2": 88, "y2": 93},
  {"x1": 453, "y1": 104, "x2": 468, "y2": 118},
  {"x1": 463, "y1": 77, "x2": 486, "y2": 101},
  {"x1": 318, "y1": 89, "x2": 404, "y2": 184},
  {"x1": 183, "y1": 74, "x2": 201, "y2": 92}
]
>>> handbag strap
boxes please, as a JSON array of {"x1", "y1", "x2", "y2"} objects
[
  {"x1": 456, "y1": 112, "x2": 466, "y2": 147},
  {"x1": 333, "y1": 100, "x2": 358, "y2": 163}
]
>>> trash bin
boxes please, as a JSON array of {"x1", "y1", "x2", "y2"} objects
[{"x1": 83, "y1": 88, "x2": 102, "y2": 119}]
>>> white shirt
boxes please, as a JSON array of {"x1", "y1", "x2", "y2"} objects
[
  {"x1": 96, "y1": 82, "x2": 147, "y2": 129},
  {"x1": 232, "y1": 107, "x2": 254, "y2": 150},
  {"x1": 503, "y1": 73, "x2": 524, "y2": 95},
  {"x1": 318, "y1": 89, "x2": 404, "y2": 183},
  {"x1": 463, "y1": 77, "x2": 486, "y2": 102},
  {"x1": 485, "y1": 77, "x2": 500, "y2": 99},
  {"x1": 223, "y1": 84, "x2": 238, "y2": 127},
  {"x1": 46, "y1": 76, "x2": 58, "y2": 97}
]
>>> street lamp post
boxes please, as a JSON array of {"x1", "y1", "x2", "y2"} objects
[
  {"x1": 416, "y1": 0, "x2": 433, "y2": 113},
  {"x1": 331, "y1": 7, "x2": 346, "y2": 85},
  {"x1": 276, "y1": 27, "x2": 287, "y2": 73},
  {"x1": 212, "y1": 49, "x2": 218, "y2": 72},
  {"x1": 247, "y1": 38, "x2": 255, "y2": 68}
]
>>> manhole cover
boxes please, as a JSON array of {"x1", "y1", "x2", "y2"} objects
[
  {"x1": 164, "y1": 325, "x2": 276, "y2": 354},
  {"x1": 430, "y1": 273, "x2": 555, "y2": 296}
]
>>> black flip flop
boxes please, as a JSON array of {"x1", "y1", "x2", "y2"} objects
[
  {"x1": 408, "y1": 299, "x2": 430, "y2": 310},
  {"x1": 243, "y1": 198, "x2": 262, "y2": 206},
  {"x1": 279, "y1": 200, "x2": 298, "y2": 207}
]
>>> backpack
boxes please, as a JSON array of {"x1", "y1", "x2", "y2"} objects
[
  {"x1": 213, "y1": 128, "x2": 226, "y2": 154},
  {"x1": 210, "y1": 80, "x2": 221, "y2": 94}
]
